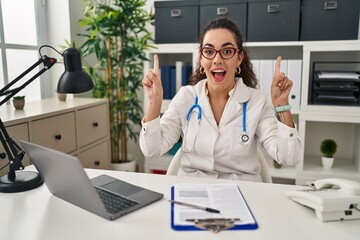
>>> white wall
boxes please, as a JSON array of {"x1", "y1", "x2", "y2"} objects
[
  {"x1": 45, "y1": 0, "x2": 71, "y2": 98},
  {"x1": 45, "y1": 0, "x2": 154, "y2": 171}
]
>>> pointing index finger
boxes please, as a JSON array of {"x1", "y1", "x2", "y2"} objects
[
  {"x1": 274, "y1": 56, "x2": 282, "y2": 75},
  {"x1": 153, "y1": 54, "x2": 159, "y2": 74}
]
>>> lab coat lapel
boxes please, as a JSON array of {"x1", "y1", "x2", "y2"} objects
[
  {"x1": 196, "y1": 81, "x2": 218, "y2": 130},
  {"x1": 219, "y1": 79, "x2": 250, "y2": 127}
]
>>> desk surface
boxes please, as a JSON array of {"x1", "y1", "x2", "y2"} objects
[{"x1": 1, "y1": 166, "x2": 359, "y2": 240}]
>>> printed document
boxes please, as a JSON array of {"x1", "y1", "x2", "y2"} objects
[{"x1": 171, "y1": 183, "x2": 256, "y2": 226}]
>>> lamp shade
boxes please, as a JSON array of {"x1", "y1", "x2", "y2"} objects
[{"x1": 57, "y1": 48, "x2": 94, "y2": 93}]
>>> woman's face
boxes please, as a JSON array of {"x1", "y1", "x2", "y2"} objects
[{"x1": 200, "y1": 28, "x2": 243, "y2": 93}]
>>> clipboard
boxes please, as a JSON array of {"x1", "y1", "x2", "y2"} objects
[{"x1": 170, "y1": 184, "x2": 258, "y2": 232}]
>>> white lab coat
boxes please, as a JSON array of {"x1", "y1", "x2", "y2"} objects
[{"x1": 140, "y1": 78, "x2": 302, "y2": 182}]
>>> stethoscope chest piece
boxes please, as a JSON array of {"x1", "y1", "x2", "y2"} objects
[{"x1": 239, "y1": 133, "x2": 250, "y2": 145}]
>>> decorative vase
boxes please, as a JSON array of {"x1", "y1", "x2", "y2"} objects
[
  {"x1": 321, "y1": 157, "x2": 334, "y2": 170},
  {"x1": 110, "y1": 153, "x2": 137, "y2": 172},
  {"x1": 13, "y1": 99, "x2": 25, "y2": 110},
  {"x1": 57, "y1": 92, "x2": 67, "y2": 101}
]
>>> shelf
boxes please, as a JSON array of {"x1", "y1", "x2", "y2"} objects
[{"x1": 303, "y1": 156, "x2": 359, "y2": 177}]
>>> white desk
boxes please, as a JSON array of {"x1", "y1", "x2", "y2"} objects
[{"x1": 1, "y1": 166, "x2": 359, "y2": 240}]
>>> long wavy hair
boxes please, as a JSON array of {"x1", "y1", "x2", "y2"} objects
[{"x1": 189, "y1": 17, "x2": 258, "y2": 88}]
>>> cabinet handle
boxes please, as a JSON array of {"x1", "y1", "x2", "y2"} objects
[
  {"x1": 93, "y1": 122, "x2": 99, "y2": 127},
  {"x1": 267, "y1": 4, "x2": 279, "y2": 13},
  {"x1": 291, "y1": 95, "x2": 296, "y2": 99},
  {"x1": 324, "y1": 1, "x2": 337, "y2": 10},
  {"x1": 54, "y1": 134, "x2": 62, "y2": 140},
  {"x1": 217, "y1": 7, "x2": 228, "y2": 16},
  {"x1": 94, "y1": 161, "x2": 100, "y2": 166},
  {"x1": 170, "y1": 9, "x2": 181, "y2": 18}
]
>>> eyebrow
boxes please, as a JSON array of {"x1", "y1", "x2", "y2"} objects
[{"x1": 203, "y1": 42, "x2": 235, "y2": 48}]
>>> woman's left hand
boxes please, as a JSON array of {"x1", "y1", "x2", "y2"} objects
[{"x1": 271, "y1": 56, "x2": 293, "y2": 106}]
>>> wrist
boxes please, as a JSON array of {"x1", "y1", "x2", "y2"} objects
[{"x1": 274, "y1": 104, "x2": 291, "y2": 113}]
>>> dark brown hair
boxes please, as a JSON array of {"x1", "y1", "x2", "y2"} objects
[{"x1": 189, "y1": 17, "x2": 258, "y2": 88}]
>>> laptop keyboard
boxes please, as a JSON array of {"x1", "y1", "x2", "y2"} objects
[{"x1": 95, "y1": 187, "x2": 140, "y2": 214}]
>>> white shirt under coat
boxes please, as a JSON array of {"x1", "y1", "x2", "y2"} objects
[{"x1": 140, "y1": 78, "x2": 302, "y2": 182}]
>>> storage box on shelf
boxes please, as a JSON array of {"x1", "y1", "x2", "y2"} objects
[
  {"x1": 199, "y1": 0, "x2": 248, "y2": 39},
  {"x1": 247, "y1": 0, "x2": 301, "y2": 42},
  {"x1": 0, "y1": 98, "x2": 111, "y2": 177},
  {"x1": 300, "y1": 0, "x2": 360, "y2": 41},
  {"x1": 155, "y1": 0, "x2": 199, "y2": 44},
  {"x1": 154, "y1": 0, "x2": 359, "y2": 44}
]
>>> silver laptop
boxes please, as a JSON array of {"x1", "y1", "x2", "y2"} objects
[{"x1": 20, "y1": 141, "x2": 163, "y2": 220}]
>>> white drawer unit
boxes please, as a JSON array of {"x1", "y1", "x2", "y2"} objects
[
  {"x1": 77, "y1": 104, "x2": 108, "y2": 148},
  {"x1": 0, "y1": 97, "x2": 111, "y2": 173},
  {"x1": 31, "y1": 112, "x2": 77, "y2": 153}
]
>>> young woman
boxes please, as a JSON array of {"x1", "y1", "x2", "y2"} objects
[{"x1": 140, "y1": 18, "x2": 302, "y2": 182}]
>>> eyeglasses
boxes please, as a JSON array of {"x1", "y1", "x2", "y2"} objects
[{"x1": 200, "y1": 47, "x2": 240, "y2": 60}]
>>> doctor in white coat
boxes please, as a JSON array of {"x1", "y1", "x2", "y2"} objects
[{"x1": 140, "y1": 18, "x2": 302, "y2": 182}]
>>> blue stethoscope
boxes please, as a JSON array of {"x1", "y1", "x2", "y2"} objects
[{"x1": 182, "y1": 96, "x2": 249, "y2": 152}]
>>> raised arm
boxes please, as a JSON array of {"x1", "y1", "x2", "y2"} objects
[
  {"x1": 142, "y1": 54, "x2": 163, "y2": 122},
  {"x1": 271, "y1": 56, "x2": 295, "y2": 128}
]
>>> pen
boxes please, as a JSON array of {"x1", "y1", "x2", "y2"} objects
[{"x1": 168, "y1": 200, "x2": 221, "y2": 213}]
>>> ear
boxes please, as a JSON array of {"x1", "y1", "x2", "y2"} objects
[{"x1": 237, "y1": 51, "x2": 244, "y2": 65}]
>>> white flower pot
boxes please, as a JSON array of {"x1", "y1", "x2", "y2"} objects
[
  {"x1": 110, "y1": 153, "x2": 137, "y2": 172},
  {"x1": 321, "y1": 157, "x2": 334, "y2": 170}
]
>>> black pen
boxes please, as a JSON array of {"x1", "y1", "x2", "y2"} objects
[{"x1": 168, "y1": 200, "x2": 221, "y2": 213}]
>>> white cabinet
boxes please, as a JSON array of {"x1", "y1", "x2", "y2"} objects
[
  {"x1": 296, "y1": 41, "x2": 360, "y2": 185},
  {"x1": 143, "y1": 41, "x2": 360, "y2": 184},
  {"x1": 0, "y1": 98, "x2": 111, "y2": 177}
]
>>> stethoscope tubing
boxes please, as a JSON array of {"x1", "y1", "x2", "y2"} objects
[{"x1": 182, "y1": 95, "x2": 250, "y2": 153}]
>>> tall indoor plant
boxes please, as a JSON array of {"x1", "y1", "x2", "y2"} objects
[{"x1": 78, "y1": 0, "x2": 154, "y2": 164}]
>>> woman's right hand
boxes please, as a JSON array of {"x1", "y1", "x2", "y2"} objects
[{"x1": 142, "y1": 54, "x2": 163, "y2": 122}]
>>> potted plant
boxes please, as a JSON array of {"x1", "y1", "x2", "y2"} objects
[
  {"x1": 77, "y1": 0, "x2": 154, "y2": 171},
  {"x1": 320, "y1": 139, "x2": 337, "y2": 169},
  {"x1": 13, "y1": 96, "x2": 25, "y2": 110}
]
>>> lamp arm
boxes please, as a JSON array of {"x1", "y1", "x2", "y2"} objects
[
  {"x1": 0, "y1": 55, "x2": 56, "y2": 180},
  {"x1": 0, "y1": 55, "x2": 57, "y2": 106}
]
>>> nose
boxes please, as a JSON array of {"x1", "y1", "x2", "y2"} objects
[{"x1": 213, "y1": 51, "x2": 223, "y2": 64}]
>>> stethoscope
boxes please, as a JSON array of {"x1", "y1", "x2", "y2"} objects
[{"x1": 182, "y1": 96, "x2": 249, "y2": 153}]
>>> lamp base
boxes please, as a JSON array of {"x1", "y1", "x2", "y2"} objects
[{"x1": 0, "y1": 171, "x2": 43, "y2": 193}]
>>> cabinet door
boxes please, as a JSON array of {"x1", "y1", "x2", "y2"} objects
[
  {"x1": 77, "y1": 104, "x2": 108, "y2": 148},
  {"x1": 78, "y1": 140, "x2": 110, "y2": 169},
  {"x1": 31, "y1": 112, "x2": 76, "y2": 153},
  {"x1": 0, "y1": 123, "x2": 30, "y2": 177}
]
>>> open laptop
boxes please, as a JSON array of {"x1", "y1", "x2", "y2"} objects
[{"x1": 20, "y1": 140, "x2": 163, "y2": 220}]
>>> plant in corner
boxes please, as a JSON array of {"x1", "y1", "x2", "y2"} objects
[
  {"x1": 320, "y1": 139, "x2": 337, "y2": 169},
  {"x1": 78, "y1": 0, "x2": 154, "y2": 167},
  {"x1": 12, "y1": 96, "x2": 25, "y2": 110}
]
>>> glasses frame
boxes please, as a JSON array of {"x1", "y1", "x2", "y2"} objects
[{"x1": 200, "y1": 47, "x2": 240, "y2": 60}]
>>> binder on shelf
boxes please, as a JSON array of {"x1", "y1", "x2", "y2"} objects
[
  {"x1": 175, "y1": 61, "x2": 183, "y2": 93},
  {"x1": 161, "y1": 66, "x2": 171, "y2": 99},
  {"x1": 287, "y1": 60, "x2": 302, "y2": 111},
  {"x1": 170, "y1": 183, "x2": 258, "y2": 232},
  {"x1": 182, "y1": 65, "x2": 192, "y2": 86},
  {"x1": 169, "y1": 66, "x2": 176, "y2": 98}
]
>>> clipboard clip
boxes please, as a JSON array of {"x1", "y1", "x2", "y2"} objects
[{"x1": 186, "y1": 218, "x2": 240, "y2": 233}]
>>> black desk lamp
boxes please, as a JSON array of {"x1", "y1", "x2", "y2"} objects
[{"x1": 0, "y1": 45, "x2": 94, "y2": 193}]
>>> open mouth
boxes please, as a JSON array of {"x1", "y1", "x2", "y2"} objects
[{"x1": 212, "y1": 69, "x2": 226, "y2": 81}]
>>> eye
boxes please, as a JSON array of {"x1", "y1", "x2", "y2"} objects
[
  {"x1": 203, "y1": 48, "x2": 215, "y2": 56},
  {"x1": 222, "y1": 48, "x2": 234, "y2": 55}
]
